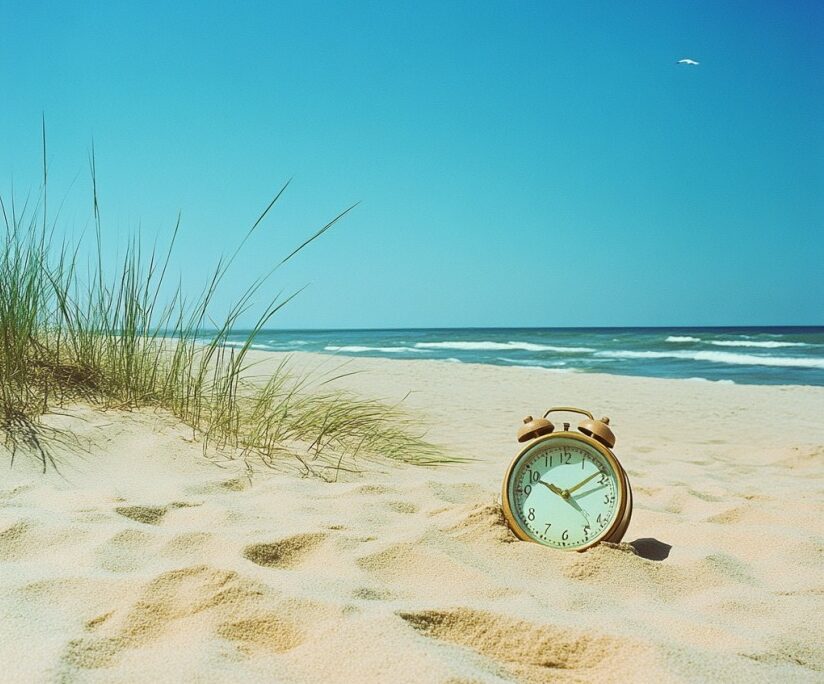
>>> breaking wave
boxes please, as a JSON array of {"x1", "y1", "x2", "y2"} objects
[
  {"x1": 665, "y1": 335, "x2": 808, "y2": 348},
  {"x1": 324, "y1": 345, "x2": 428, "y2": 354},
  {"x1": 414, "y1": 341, "x2": 595, "y2": 353},
  {"x1": 708, "y1": 340, "x2": 808, "y2": 348},
  {"x1": 596, "y1": 350, "x2": 824, "y2": 370}
]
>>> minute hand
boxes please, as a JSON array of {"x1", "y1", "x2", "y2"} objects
[{"x1": 566, "y1": 471, "x2": 601, "y2": 496}]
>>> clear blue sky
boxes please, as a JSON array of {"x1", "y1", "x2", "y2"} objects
[{"x1": 2, "y1": 1, "x2": 822, "y2": 327}]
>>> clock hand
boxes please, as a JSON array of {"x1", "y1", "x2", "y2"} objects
[
  {"x1": 538, "y1": 480, "x2": 565, "y2": 497},
  {"x1": 575, "y1": 484, "x2": 607, "y2": 499},
  {"x1": 562, "y1": 493, "x2": 590, "y2": 522},
  {"x1": 566, "y1": 471, "x2": 601, "y2": 496}
]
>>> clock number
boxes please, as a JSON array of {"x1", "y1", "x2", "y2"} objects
[
  {"x1": 596, "y1": 513, "x2": 604, "y2": 526},
  {"x1": 603, "y1": 493, "x2": 611, "y2": 505},
  {"x1": 544, "y1": 523, "x2": 552, "y2": 534},
  {"x1": 562, "y1": 529, "x2": 569, "y2": 541},
  {"x1": 599, "y1": 473, "x2": 608, "y2": 485},
  {"x1": 561, "y1": 449, "x2": 572, "y2": 465},
  {"x1": 524, "y1": 484, "x2": 532, "y2": 496},
  {"x1": 527, "y1": 508, "x2": 535, "y2": 521},
  {"x1": 531, "y1": 471, "x2": 541, "y2": 483},
  {"x1": 583, "y1": 525, "x2": 591, "y2": 539}
]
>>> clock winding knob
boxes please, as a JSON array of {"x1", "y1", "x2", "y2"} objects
[
  {"x1": 517, "y1": 415, "x2": 555, "y2": 443},
  {"x1": 577, "y1": 416, "x2": 616, "y2": 448}
]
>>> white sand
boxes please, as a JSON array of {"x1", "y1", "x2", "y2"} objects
[{"x1": 1, "y1": 351, "x2": 822, "y2": 682}]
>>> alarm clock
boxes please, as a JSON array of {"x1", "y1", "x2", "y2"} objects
[{"x1": 501, "y1": 406, "x2": 632, "y2": 551}]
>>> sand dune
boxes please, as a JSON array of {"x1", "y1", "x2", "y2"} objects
[{"x1": 1, "y1": 352, "x2": 822, "y2": 681}]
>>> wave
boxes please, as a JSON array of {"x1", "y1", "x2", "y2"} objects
[
  {"x1": 324, "y1": 345, "x2": 428, "y2": 354},
  {"x1": 685, "y1": 377, "x2": 736, "y2": 384},
  {"x1": 414, "y1": 341, "x2": 595, "y2": 353},
  {"x1": 596, "y1": 350, "x2": 824, "y2": 370},
  {"x1": 664, "y1": 335, "x2": 808, "y2": 349},
  {"x1": 498, "y1": 357, "x2": 567, "y2": 367},
  {"x1": 222, "y1": 341, "x2": 274, "y2": 351},
  {"x1": 707, "y1": 340, "x2": 808, "y2": 348}
]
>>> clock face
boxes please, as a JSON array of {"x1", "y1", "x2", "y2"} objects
[{"x1": 506, "y1": 436, "x2": 621, "y2": 549}]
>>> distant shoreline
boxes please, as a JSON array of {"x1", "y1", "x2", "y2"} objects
[
  {"x1": 211, "y1": 327, "x2": 824, "y2": 388},
  {"x1": 241, "y1": 349, "x2": 824, "y2": 393}
]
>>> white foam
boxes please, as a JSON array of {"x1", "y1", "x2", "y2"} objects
[
  {"x1": 596, "y1": 349, "x2": 824, "y2": 370},
  {"x1": 498, "y1": 357, "x2": 567, "y2": 367},
  {"x1": 222, "y1": 341, "x2": 273, "y2": 351},
  {"x1": 665, "y1": 336, "x2": 701, "y2": 343},
  {"x1": 708, "y1": 340, "x2": 808, "y2": 348},
  {"x1": 324, "y1": 345, "x2": 427, "y2": 354},
  {"x1": 261, "y1": 340, "x2": 309, "y2": 347},
  {"x1": 414, "y1": 341, "x2": 594, "y2": 353},
  {"x1": 685, "y1": 377, "x2": 736, "y2": 384},
  {"x1": 665, "y1": 335, "x2": 809, "y2": 348},
  {"x1": 506, "y1": 364, "x2": 576, "y2": 373}
]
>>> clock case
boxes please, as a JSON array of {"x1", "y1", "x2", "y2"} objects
[{"x1": 501, "y1": 407, "x2": 633, "y2": 552}]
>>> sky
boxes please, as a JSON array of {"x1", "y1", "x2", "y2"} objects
[{"x1": 2, "y1": 0, "x2": 822, "y2": 328}]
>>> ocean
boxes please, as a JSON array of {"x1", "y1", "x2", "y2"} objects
[{"x1": 217, "y1": 327, "x2": 824, "y2": 386}]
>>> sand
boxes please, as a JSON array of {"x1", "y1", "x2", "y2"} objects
[{"x1": 1, "y1": 351, "x2": 822, "y2": 682}]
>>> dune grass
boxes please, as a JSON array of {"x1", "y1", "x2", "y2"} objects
[{"x1": 0, "y1": 144, "x2": 445, "y2": 476}]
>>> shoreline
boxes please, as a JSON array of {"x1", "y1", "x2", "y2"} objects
[
  {"x1": 243, "y1": 350, "x2": 824, "y2": 457},
  {"x1": 216, "y1": 325, "x2": 824, "y2": 388},
  {"x1": 246, "y1": 347, "x2": 824, "y2": 388}
]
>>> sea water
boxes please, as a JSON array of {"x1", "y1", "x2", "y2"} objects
[{"x1": 215, "y1": 327, "x2": 824, "y2": 386}]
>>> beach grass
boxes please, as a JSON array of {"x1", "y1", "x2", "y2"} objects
[{"x1": 0, "y1": 142, "x2": 443, "y2": 474}]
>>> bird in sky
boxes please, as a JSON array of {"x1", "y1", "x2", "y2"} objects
[{"x1": 677, "y1": 58, "x2": 700, "y2": 65}]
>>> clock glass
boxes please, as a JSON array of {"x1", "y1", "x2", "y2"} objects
[{"x1": 506, "y1": 436, "x2": 622, "y2": 549}]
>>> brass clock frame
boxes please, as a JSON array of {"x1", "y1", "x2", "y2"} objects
[{"x1": 502, "y1": 426, "x2": 632, "y2": 552}]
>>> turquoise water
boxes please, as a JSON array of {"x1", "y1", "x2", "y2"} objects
[{"x1": 216, "y1": 327, "x2": 824, "y2": 386}]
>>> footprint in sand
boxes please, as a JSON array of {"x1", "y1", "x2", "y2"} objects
[
  {"x1": 0, "y1": 520, "x2": 34, "y2": 560},
  {"x1": 63, "y1": 564, "x2": 307, "y2": 669},
  {"x1": 352, "y1": 587, "x2": 395, "y2": 601},
  {"x1": 161, "y1": 532, "x2": 214, "y2": 558},
  {"x1": 1, "y1": 519, "x2": 87, "y2": 561},
  {"x1": 386, "y1": 500, "x2": 419, "y2": 514},
  {"x1": 96, "y1": 529, "x2": 157, "y2": 572},
  {"x1": 114, "y1": 506, "x2": 167, "y2": 525},
  {"x1": 216, "y1": 615, "x2": 304, "y2": 654},
  {"x1": 114, "y1": 501, "x2": 200, "y2": 525},
  {"x1": 243, "y1": 532, "x2": 327, "y2": 569},
  {"x1": 397, "y1": 608, "x2": 651, "y2": 681}
]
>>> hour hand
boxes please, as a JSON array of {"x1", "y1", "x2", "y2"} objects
[{"x1": 538, "y1": 480, "x2": 565, "y2": 497}]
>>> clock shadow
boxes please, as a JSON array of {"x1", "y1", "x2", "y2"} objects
[{"x1": 629, "y1": 537, "x2": 672, "y2": 561}]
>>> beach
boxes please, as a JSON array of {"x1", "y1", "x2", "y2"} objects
[{"x1": 1, "y1": 351, "x2": 822, "y2": 682}]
